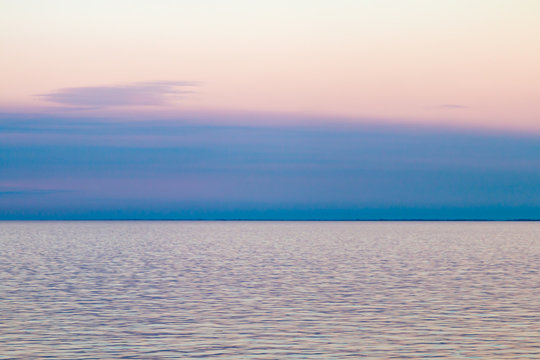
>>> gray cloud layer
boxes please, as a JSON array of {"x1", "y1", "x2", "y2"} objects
[
  {"x1": 36, "y1": 81, "x2": 199, "y2": 108},
  {"x1": 1, "y1": 114, "x2": 540, "y2": 219}
]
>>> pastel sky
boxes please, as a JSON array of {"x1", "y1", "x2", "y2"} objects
[
  {"x1": 2, "y1": 0, "x2": 539, "y2": 129},
  {"x1": 1, "y1": 1, "x2": 539, "y2": 219}
]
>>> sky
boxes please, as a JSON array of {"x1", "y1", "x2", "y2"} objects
[{"x1": 1, "y1": 0, "x2": 539, "y2": 219}]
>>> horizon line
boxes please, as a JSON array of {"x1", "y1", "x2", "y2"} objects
[{"x1": 2, "y1": 219, "x2": 539, "y2": 222}]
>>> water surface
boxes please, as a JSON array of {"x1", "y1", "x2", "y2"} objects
[{"x1": 1, "y1": 221, "x2": 539, "y2": 358}]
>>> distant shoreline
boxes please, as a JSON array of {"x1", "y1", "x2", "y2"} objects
[{"x1": 1, "y1": 219, "x2": 539, "y2": 222}]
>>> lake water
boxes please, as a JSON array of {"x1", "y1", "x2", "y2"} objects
[{"x1": 1, "y1": 221, "x2": 539, "y2": 359}]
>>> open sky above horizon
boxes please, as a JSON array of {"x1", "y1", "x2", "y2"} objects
[{"x1": 1, "y1": 0, "x2": 539, "y2": 219}]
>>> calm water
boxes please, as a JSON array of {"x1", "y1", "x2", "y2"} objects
[{"x1": 0, "y1": 221, "x2": 539, "y2": 359}]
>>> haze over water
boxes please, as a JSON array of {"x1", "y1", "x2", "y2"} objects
[{"x1": 1, "y1": 221, "x2": 539, "y2": 359}]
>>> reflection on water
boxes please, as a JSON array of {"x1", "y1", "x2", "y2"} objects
[{"x1": 0, "y1": 221, "x2": 539, "y2": 359}]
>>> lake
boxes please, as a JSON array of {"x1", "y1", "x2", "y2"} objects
[{"x1": 1, "y1": 221, "x2": 539, "y2": 359}]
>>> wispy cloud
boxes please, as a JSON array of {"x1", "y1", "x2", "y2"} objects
[
  {"x1": 434, "y1": 104, "x2": 469, "y2": 109},
  {"x1": 0, "y1": 189, "x2": 68, "y2": 197},
  {"x1": 36, "y1": 81, "x2": 200, "y2": 108}
]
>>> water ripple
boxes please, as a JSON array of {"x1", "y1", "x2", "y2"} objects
[{"x1": 0, "y1": 221, "x2": 539, "y2": 359}]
